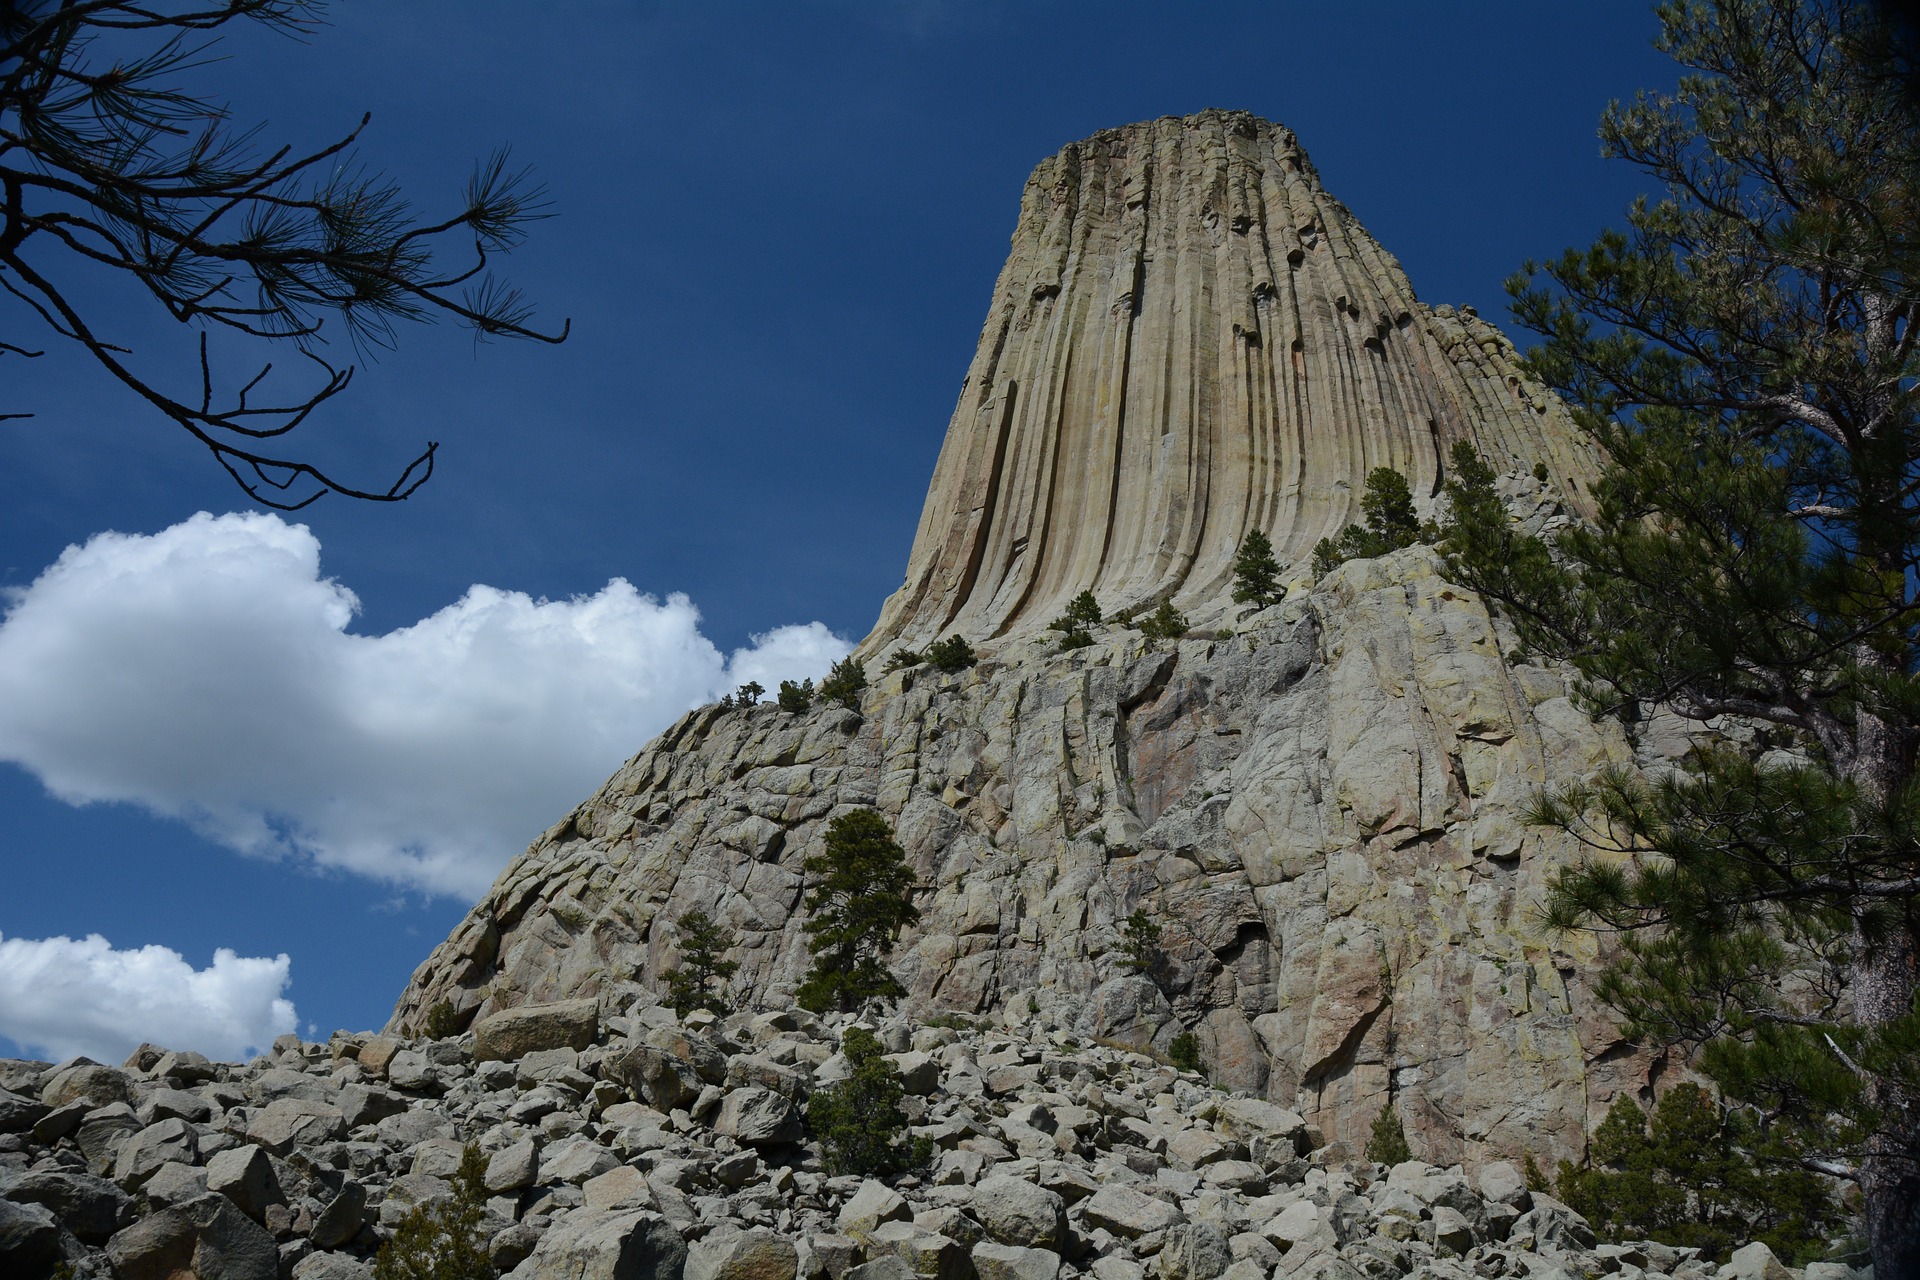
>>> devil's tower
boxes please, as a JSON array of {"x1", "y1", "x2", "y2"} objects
[
  {"x1": 865, "y1": 110, "x2": 1595, "y2": 653},
  {"x1": 394, "y1": 113, "x2": 1649, "y2": 1171}
]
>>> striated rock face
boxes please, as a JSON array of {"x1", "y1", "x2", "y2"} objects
[
  {"x1": 862, "y1": 110, "x2": 1597, "y2": 654},
  {"x1": 391, "y1": 547, "x2": 1652, "y2": 1171}
]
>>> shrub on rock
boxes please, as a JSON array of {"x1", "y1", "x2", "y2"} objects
[{"x1": 806, "y1": 1027, "x2": 930, "y2": 1177}]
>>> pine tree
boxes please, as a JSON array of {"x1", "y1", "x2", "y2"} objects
[
  {"x1": 373, "y1": 1142, "x2": 494, "y2": 1280},
  {"x1": 796, "y1": 810, "x2": 921, "y2": 1012},
  {"x1": 1438, "y1": 5, "x2": 1920, "y2": 1268},
  {"x1": 1312, "y1": 466, "x2": 1425, "y2": 575},
  {"x1": 662, "y1": 908, "x2": 739, "y2": 1017},
  {"x1": 1556, "y1": 1086, "x2": 1839, "y2": 1265},
  {"x1": 806, "y1": 1026, "x2": 932, "y2": 1176},
  {"x1": 777, "y1": 678, "x2": 813, "y2": 713},
  {"x1": 1365, "y1": 1105, "x2": 1413, "y2": 1166},
  {"x1": 1136, "y1": 599, "x2": 1189, "y2": 645},
  {"x1": 928, "y1": 635, "x2": 976, "y2": 672},
  {"x1": 1231, "y1": 530, "x2": 1283, "y2": 609},
  {"x1": 818, "y1": 658, "x2": 868, "y2": 710},
  {"x1": 1049, "y1": 590, "x2": 1103, "y2": 650},
  {"x1": 1117, "y1": 909, "x2": 1163, "y2": 976}
]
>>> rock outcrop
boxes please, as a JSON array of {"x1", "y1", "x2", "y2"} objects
[
  {"x1": 0, "y1": 1013, "x2": 1842, "y2": 1280},
  {"x1": 395, "y1": 113, "x2": 1644, "y2": 1173},
  {"x1": 391, "y1": 540, "x2": 1650, "y2": 1172},
  {"x1": 863, "y1": 110, "x2": 1598, "y2": 653}
]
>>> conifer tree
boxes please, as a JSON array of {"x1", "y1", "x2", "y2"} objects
[
  {"x1": 797, "y1": 809, "x2": 921, "y2": 1012},
  {"x1": 1313, "y1": 466, "x2": 1425, "y2": 574},
  {"x1": 819, "y1": 657, "x2": 868, "y2": 710},
  {"x1": 662, "y1": 908, "x2": 739, "y2": 1017},
  {"x1": 1136, "y1": 599, "x2": 1189, "y2": 645},
  {"x1": 1439, "y1": 5, "x2": 1920, "y2": 1268},
  {"x1": 373, "y1": 1142, "x2": 493, "y2": 1280},
  {"x1": 1231, "y1": 530, "x2": 1283, "y2": 609},
  {"x1": 806, "y1": 1026, "x2": 932, "y2": 1175},
  {"x1": 1049, "y1": 590, "x2": 1104, "y2": 649}
]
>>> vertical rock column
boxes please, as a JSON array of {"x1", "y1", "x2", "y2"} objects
[{"x1": 862, "y1": 110, "x2": 1597, "y2": 655}]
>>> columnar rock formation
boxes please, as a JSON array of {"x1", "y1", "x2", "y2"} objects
[
  {"x1": 393, "y1": 114, "x2": 1650, "y2": 1174},
  {"x1": 863, "y1": 110, "x2": 1596, "y2": 654}
]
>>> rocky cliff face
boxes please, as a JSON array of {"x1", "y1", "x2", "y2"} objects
[
  {"x1": 394, "y1": 113, "x2": 1650, "y2": 1175},
  {"x1": 863, "y1": 110, "x2": 1597, "y2": 654}
]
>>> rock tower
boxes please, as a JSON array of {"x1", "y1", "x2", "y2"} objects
[
  {"x1": 392, "y1": 113, "x2": 1651, "y2": 1170},
  {"x1": 864, "y1": 110, "x2": 1595, "y2": 654}
]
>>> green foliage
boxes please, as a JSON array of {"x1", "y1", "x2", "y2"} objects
[
  {"x1": 884, "y1": 649, "x2": 923, "y2": 672},
  {"x1": 732, "y1": 681, "x2": 766, "y2": 708},
  {"x1": 819, "y1": 658, "x2": 868, "y2": 710},
  {"x1": 1168, "y1": 1031, "x2": 1202, "y2": 1075},
  {"x1": 928, "y1": 635, "x2": 976, "y2": 672},
  {"x1": 1523, "y1": 1152, "x2": 1552, "y2": 1194},
  {"x1": 796, "y1": 809, "x2": 921, "y2": 1013},
  {"x1": 662, "y1": 908, "x2": 739, "y2": 1017},
  {"x1": 1312, "y1": 467, "x2": 1426, "y2": 574},
  {"x1": 777, "y1": 678, "x2": 813, "y2": 713},
  {"x1": 423, "y1": 1000, "x2": 462, "y2": 1040},
  {"x1": 373, "y1": 1142, "x2": 494, "y2": 1280},
  {"x1": 1136, "y1": 599, "x2": 1189, "y2": 645},
  {"x1": 1434, "y1": 7, "x2": 1920, "y2": 1264},
  {"x1": 1050, "y1": 590, "x2": 1103, "y2": 650},
  {"x1": 806, "y1": 1026, "x2": 932, "y2": 1176},
  {"x1": 1365, "y1": 1105, "x2": 1413, "y2": 1166},
  {"x1": 1556, "y1": 1086, "x2": 1840, "y2": 1265},
  {"x1": 1118, "y1": 909, "x2": 1163, "y2": 976},
  {"x1": 1231, "y1": 530, "x2": 1284, "y2": 609}
]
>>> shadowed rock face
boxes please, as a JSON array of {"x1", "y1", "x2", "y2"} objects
[{"x1": 862, "y1": 110, "x2": 1597, "y2": 654}]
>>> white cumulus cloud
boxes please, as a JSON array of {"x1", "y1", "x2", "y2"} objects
[
  {"x1": 0, "y1": 932, "x2": 296, "y2": 1064},
  {"x1": 0, "y1": 512, "x2": 849, "y2": 898}
]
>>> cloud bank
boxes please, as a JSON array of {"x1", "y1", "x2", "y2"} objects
[
  {"x1": 0, "y1": 512, "x2": 848, "y2": 897},
  {"x1": 0, "y1": 932, "x2": 296, "y2": 1064}
]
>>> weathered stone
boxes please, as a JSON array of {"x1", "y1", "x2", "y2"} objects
[
  {"x1": 41, "y1": 1060, "x2": 134, "y2": 1110},
  {"x1": 75, "y1": 1102, "x2": 142, "y2": 1174},
  {"x1": 864, "y1": 1222, "x2": 969, "y2": 1280},
  {"x1": 970, "y1": 1176, "x2": 1065, "y2": 1250},
  {"x1": 0, "y1": 1087, "x2": 48, "y2": 1134},
  {"x1": 472, "y1": 999, "x2": 599, "y2": 1062},
  {"x1": 584, "y1": 1166, "x2": 655, "y2": 1213},
  {"x1": 0, "y1": 1198, "x2": 60, "y2": 1273},
  {"x1": 839, "y1": 1180, "x2": 910, "y2": 1240},
  {"x1": 509, "y1": 1208, "x2": 685, "y2": 1280},
  {"x1": 617, "y1": 1045, "x2": 702, "y2": 1112},
  {"x1": 1082, "y1": 1185, "x2": 1185, "y2": 1238},
  {"x1": 714, "y1": 1087, "x2": 801, "y2": 1147},
  {"x1": 540, "y1": 1135, "x2": 621, "y2": 1185},
  {"x1": 107, "y1": 1191, "x2": 278, "y2": 1280},
  {"x1": 114, "y1": 1117, "x2": 200, "y2": 1189},
  {"x1": 310, "y1": 1182, "x2": 366, "y2": 1251},
  {"x1": 0, "y1": 1166, "x2": 134, "y2": 1242},
  {"x1": 1723, "y1": 1241, "x2": 1795, "y2": 1280},
  {"x1": 246, "y1": 1098, "x2": 345, "y2": 1154},
  {"x1": 205, "y1": 1145, "x2": 283, "y2": 1221},
  {"x1": 685, "y1": 1227, "x2": 799, "y2": 1280},
  {"x1": 486, "y1": 1138, "x2": 540, "y2": 1193},
  {"x1": 292, "y1": 1252, "x2": 373, "y2": 1280},
  {"x1": 1476, "y1": 1160, "x2": 1529, "y2": 1209},
  {"x1": 1155, "y1": 1224, "x2": 1231, "y2": 1280},
  {"x1": 971, "y1": 1242, "x2": 1060, "y2": 1280}
]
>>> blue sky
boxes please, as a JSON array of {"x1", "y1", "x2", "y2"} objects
[{"x1": 0, "y1": 1, "x2": 1675, "y2": 1061}]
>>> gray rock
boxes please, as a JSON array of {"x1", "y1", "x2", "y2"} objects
[
  {"x1": 1723, "y1": 1241, "x2": 1795, "y2": 1280},
  {"x1": 615, "y1": 1045, "x2": 701, "y2": 1112},
  {"x1": 41, "y1": 1060, "x2": 134, "y2": 1110},
  {"x1": 844, "y1": 1260, "x2": 916, "y2": 1280},
  {"x1": 337, "y1": 1084, "x2": 410, "y2": 1129},
  {"x1": 540, "y1": 1136, "x2": 620, "y2": 1185},
  {"x1": 141, "y1": 1086, "x2": 214, "y2": 1125},
  {"x1": 884, "y1": 1052, "x2": 940, "y2": 1096},
  {"x1": 493, "y1": 1220, "x2": 544, "y2": 1271},
  {"x1": 685, "y1": 1227, "x2": 800, "y2": 1280},
  {"x1": 114, "y1": 1117, "x2": 201, "y2": 1189},
  {"x1": 107, "y1": 1191, "x2": 278, "y2": 1280},
  {"x1": 30, "y1": 1099, "x2": 88, "y2": 1144},
  {"x1": 0, "y1": 1198, "x2": 60, "y2": 1273},
  {"x1": 507, "y1": 1207, "x2": 685, "y2": 1280},
  {"x1": 971, "y1": 1242, "x2": 1061, "y2": 1280},
  {"x1": 375, "y1": 1108, "x2": 454, "y2": 1147},
  {"x1": 1, "y1": 1166, "x2": 135, "y2": 1241},
  {"x1": 838, "y1": 1180, "x2": 910, "y2": 1240},
  {"x1": 292, "y1": 1253, "x2": 374, "y2": 1280},
  {"x1": 245, "y1": 1098, "x2": 345, "y2": 1153},
  {"x1": 1155, "y1": 1224, "x2": 1231, "y2": 1280},
  {"x1": 863, "y1": 1222, "x2": 969, "y2": 1280},
  {"x1": 971, "y1": 1176, "x2": 1065, "y2": 1250},
  {"x1": 143, "y1": 1161, "x2": 211, "y2": 1210},
  {"x1": 583, "y1": 1166, "x2": 655, "y2": 1213},
  {"x1": 75, "y1": 1102, "x2": 142, "y2": 1174},
  {"x1": 1476, "y1": 1160, "x2": 1530, "y2": 1210},
  {"x1": 205, "y1": 1145, "x2": 283, "y2": 1221},
  {"x1": 472, "y1": 999, "x2": 600, "y2": 1062},
  {"x1": 378, "y1": 1172, "x2": 450, "y2": 1227},
  {"x1": 486, "y1": 1138, "x2": 540, "y2": 1193},
  {"x1": 309, "y1": 1181, "x2": 367, "y2": 1251},
  {"x1": 0, "y1": 1088, "x2": 49, "y2": 1134},
  {"x1": 1081, "y1": 1184, "x2": 1185, "y2": 1238},
  {"x1": 714, "y1": 1087, "x2": 801, "y2": 1147}
]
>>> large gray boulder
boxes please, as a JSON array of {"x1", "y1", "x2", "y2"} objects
[
  {"x1": 506, "y1": 1208, "x2": 685, "y2": 1280},
  {"x1": 1155, "y1": 1225, "x2": 1231, "y2": 1280},
  {"x1": 713, "y1": 1087, "x2": 801, "y2": 1147},
  {"x1": 473, "y1": 999, "x2": 600, "y2": 1062},
  {"x1": 113, "y1": 1117, "x2": 200, "y2": 1189},
  {"x1": 971, "y1": 1243, "x2": 1061, "y2": 1280},
  {"x1": 0, "y1": 1198, "x2": 60, "y2": 1273},
  {"x1": 205, "y1": 1144, "x2": 284, "y2": 1221},
  {"x1": 0, "y1": 1166, "x2": 135, "y2": 1242},
  {"x1": 106, "y1": 1192, "x2": 278, "y2": 1280},
  {"x1": 40, "y1": 1061, "x2": 133, "y2": 1110},
  {"x1": 685, "y1": 1227, "x2": 799, "y2": 1280},
  {"x1": 970, "y1": 1176, "x2": 1065, "y2": 1250},
  {"x1": 1081, "y1": 1185, "x2": 1185, "y2": 1238}
]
